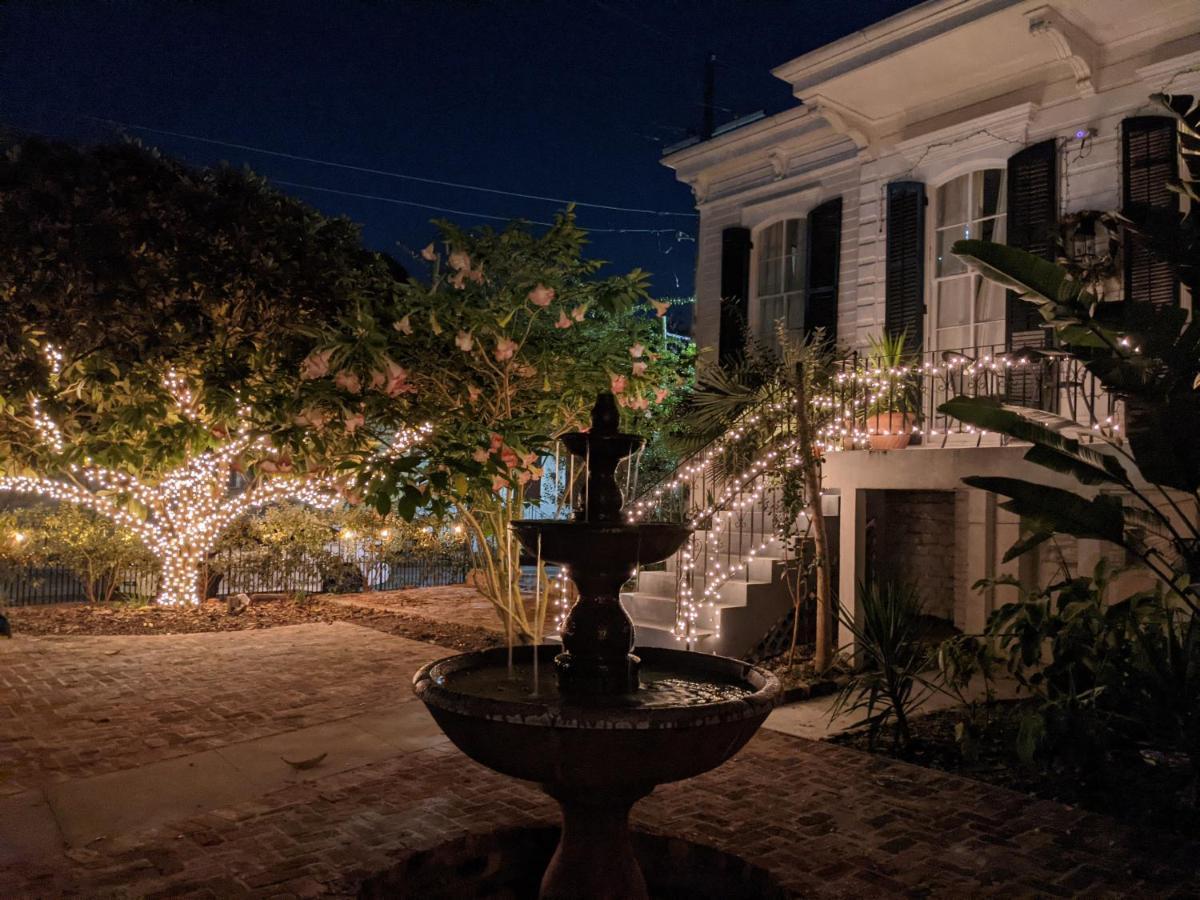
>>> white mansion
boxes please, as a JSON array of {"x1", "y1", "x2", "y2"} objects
[{"x1": 622, "y1": 0, "x2": 1200, "y2": 655}]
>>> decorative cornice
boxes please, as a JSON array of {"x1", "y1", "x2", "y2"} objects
[
  {"x1": 805, "y1": 94, "x2": 877, "y2": 154},
  {"x1": 894, "y1": 101, "x2": 1037, "y2": 169},
  {"x1": 1025, "y1": 6, "x2": 1100, "y2": 97}
]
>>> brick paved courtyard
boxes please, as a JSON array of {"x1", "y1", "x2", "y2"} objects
[{"x1": 2, "y1": 622, "x2": 1197, "y2": 898}]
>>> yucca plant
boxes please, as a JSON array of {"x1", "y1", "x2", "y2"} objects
[{"x1": 832, "y1": 579, "x2": 932, "y2": 752}]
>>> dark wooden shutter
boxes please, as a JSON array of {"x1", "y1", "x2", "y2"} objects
[
  {"x1": 885, "y1": 181, "x2": 925, "y2": 347},
  {"x1": 1005, "y1": 141, "x2": 1057, "y2": 408},
  {"x1": 1122, "y1": 116, "x2": 1179, "y2": 309},
  {"x1": 1006, "y1": 140, "x2": 1057, "y2": 341},
  {"x1": 805, "y1": 197, "x2": 842, "y2": 345},
  {"x1": 719, "y1": 226, "x2": 752, "y2": 364}
]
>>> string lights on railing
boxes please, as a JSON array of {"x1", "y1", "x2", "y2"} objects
[{"x1": 633, "y1": 346, "x2": 1123, "y2": 647}]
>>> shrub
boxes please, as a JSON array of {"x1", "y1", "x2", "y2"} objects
[{"x1": 832, "y1": 579, "x2": 932, "y2": 752}]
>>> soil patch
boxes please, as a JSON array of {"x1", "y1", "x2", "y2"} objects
[
  {"x1": 4, "y1": 591, "x2": 503, "y2": 652},
  {"x1": 830, "y1": 699, "x2": 1200, "y2": 841}
]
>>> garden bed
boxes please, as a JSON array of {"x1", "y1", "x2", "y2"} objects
[
  {"x1": 829, "y1": 699, "x2": 1200, "y2": 841},
  {"x1": 3, "y1": 590, "x2": 504, "y2": 652}
]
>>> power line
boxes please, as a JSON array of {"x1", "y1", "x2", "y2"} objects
[
  {"x1": 77, "y1": 113, "x2": 698, "y2": 219},
  {"x1": 273, "y1": 179, "x2": 695, "y2": 240}
]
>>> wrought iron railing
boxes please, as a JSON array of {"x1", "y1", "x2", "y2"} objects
[
  {"x1": 822, "y1": 344, "x2": 1122, "y2": 448},
  {"x1": 625, "y1": 342, "x2": 1123, "y2": 645}
]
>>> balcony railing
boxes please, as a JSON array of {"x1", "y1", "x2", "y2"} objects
[{"x1": 819, "y1": 344, "x2": 1122, "y2": 449}]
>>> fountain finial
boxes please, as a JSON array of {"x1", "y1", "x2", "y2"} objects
[{"x1": 590, "y1": 391, "x2": 620, "y2": 436}]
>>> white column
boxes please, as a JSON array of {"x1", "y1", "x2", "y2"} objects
[
  {"x1": 838, "y1": 488, "x2": 868, "y2": 657},
  {"x1": 963, "y1": 489, "x2": 997, "y2": 635}
]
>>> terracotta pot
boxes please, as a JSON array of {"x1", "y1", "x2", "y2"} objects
[{"x1": 867, "y1": 412, "x2": 913, "y2": 451}]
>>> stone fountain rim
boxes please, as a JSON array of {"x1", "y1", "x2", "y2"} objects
[{"x1": 413, "y1": 645, "x2": 780, "y2": 731}]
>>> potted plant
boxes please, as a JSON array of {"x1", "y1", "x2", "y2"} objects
[{"x1": 861, "y1": 331, "x2": 919, "y2": 450}]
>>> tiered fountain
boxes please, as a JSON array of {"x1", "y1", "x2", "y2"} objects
[{"x1": 414, "y1": 393, "x2": 779, "y2": 900}]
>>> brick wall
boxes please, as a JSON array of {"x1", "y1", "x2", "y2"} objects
[{"x1": 867, "y1": 490, "x2": 959, "y2": 622}]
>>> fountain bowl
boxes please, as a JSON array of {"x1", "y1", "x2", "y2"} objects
[
  {"x1": 413, "y1": 644, "x2": 779, "y2": 793},
  {"x1": 509, "y1": 520, "x2": 690, "y2": 572}
]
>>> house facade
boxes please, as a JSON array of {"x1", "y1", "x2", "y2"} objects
[{"x1": 631, "y1": 0, "x2": 1200, "y2": 655}]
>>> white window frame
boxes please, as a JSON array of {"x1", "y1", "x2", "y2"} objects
[
  {"x1": 926, "y1": 166, "x2": 1008, "y2": 354},
  {"x1": 751, "y1": 217, "x2": 806, "y2": 351}
]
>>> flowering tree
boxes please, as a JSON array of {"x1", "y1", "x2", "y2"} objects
[
  {"x1": 0, "y1": 139, "x2": 423, "y2": 604},
  {"x1": 307, "y1": 212, "x2": 689, "y2": 636}
]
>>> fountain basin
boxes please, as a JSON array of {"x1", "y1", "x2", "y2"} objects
[
  {"x1": 413, "y1": 644, "x2": 779, "y2": 793},
  {"x1": 509, "y1": 520, "x2": 690, "y2": 572}
]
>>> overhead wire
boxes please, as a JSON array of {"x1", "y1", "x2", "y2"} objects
[
  {"x1": 273, "y1": 179, "x2": 695, "y2": 240},
  {"x1": 76, "y1": 113, "x2": 698, "y2": 218}
]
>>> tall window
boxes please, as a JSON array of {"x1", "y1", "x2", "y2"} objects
[
  {"x1": 755, "y1": 218, "x2": 804, "y2": 348},
  {"x1": 932, "y1": 170, "x2": 1007, "y2": 350}
]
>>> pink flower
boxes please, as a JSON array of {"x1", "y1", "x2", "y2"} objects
[
  {"x1": 517, "y1": 470, "x2": 533, "y2": 485},
  {"x1": 489, "y1": 433, "x2": 504, "y2": 451},
  {"x1": 528, "y1": 283, "x2": 555, "y2": 307},
  {"x1": 467, "y1": 384, "x2": 482, "y2": 403},
  {"x1": 449, "y1": 271, "x2": 467, "y2": 290},
  {"x1": 500, "y1": 446, "x2": 520, "y2": 469},
  {"x1": 521, "y1": 451, "x2": 538, "y2": 468},
  {"x1": 611, "y1": 374, "x2": 627, "y2": 395},
  {"x1": 629, "y1": 342, "x2": 644, "y2": 358},
  {"x1": 491, "y1": 475, "x2": 509, "y2": 493},
  {"x1": 334, "y1": 370, "x2": 362, "y2": 394},
  {"x1": 379, "y1": 359, "x2": 416, "y2": 397},
  {"x1": 628, "y1": 394, "x2": 650, "y2": 411},
  {"x1": 571, "y1": 304, "x2": 587, "y2": 322},
  {"x1": 655, "y1": 387, "x2": 669, "y2": 403},
  {"x1": 343, "y1": 412, "x2": 365, "y2": 434},
  {"x1": 494, "y1": 337, "x2": 518, "y2": 362},
  {"x1": 472, "y1": 447, "x2": 490, "y2": 463},
  {"x1": 466, "y1": 266, "x2": 485, "y2": 285},
  {"x1": 421, "y1": 243, "x2": 437, "y2": 262},
  {"x1": 555, "y1": 310, "x2": 572, "y2": 329},
  {"x1": 631, "y1": 361, "x2": 647, "y2": 377},
  {"x1": 650, "y1": 299, "x2": 670, "y2": 318},
  {"x1": 295, "y1": 407, "x2": 331, "y2": 431},
  {"x1": 300, "y1": 349, "x2": 333, "y2": 380},
  {"x1": 395, "y1": 315, "x2": 413, "y2": 335},
  {"x1": 455, "y1": 330, "x2": 474, "y2": 352},
  {"x1": 449, "y1": 249, "x2": 472, "y2": 272},
  {"x1": 514, "y1": 363, "x2": 536, "y2": 378}
]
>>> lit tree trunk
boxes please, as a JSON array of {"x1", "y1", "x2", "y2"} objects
[
  {"x1": 795, "y1": 363, "x2": 834, "y2": 672},
  {"x1": 0, "y1": 447, "x2": 342, "y2": 606}
]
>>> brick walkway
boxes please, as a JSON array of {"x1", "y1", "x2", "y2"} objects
[{"x1": 2, "y1": 625, "x2": 1196, "y2": 898}]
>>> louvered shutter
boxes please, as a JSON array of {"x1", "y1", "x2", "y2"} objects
[
  {"x1": 805, "y1": 197, "x2": 842, "y2": 345},
  {"x1": 885, "y1": 182, "x2": 925, "y2": 347},
  {"x1": 1122, "y1": 116, "x2": 1179, "y2": 309},
  {"x1": 1006, "y1": 140, "x2": 1057, "y2": 340},
  {"x1": 719, "y1": 227, "x2": 752, "y2": 364}
]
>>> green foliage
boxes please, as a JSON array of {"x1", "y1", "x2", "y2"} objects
[
  {"x1": 0, "y1": 138, "x2": 399, "y2": 477},
  {"x1": 0, "y1": 504, "x2": 155, "y2": 602},
  {"x1": 925, "y1": 633, "x2": 996, "y2": 763},
  {"x1": 861, "y1": 330, "x2": 920, "y2": 416},
  {"x1": 984, "y1": 562, "x2": 1132, "y2": 769},
  {"x1": 832, "y1": 579, "x2": 932, "y2": 753}
]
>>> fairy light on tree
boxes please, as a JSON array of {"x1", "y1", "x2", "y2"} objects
[{"x1": 0, "y1": 139, "x2": 436, "y2": 604}]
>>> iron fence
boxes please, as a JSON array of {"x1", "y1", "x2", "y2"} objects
[{"x1": 0, "y1": 544, "x2": 471, "y2": 607}]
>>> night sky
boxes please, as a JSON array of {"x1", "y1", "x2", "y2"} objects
[{"x1": 0, "y1": 0, "x2": 921, "y2": 302}]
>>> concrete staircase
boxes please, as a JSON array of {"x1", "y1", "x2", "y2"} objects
[{"x1": 623, "y1": 508, "x2": 792, "y2": 657}]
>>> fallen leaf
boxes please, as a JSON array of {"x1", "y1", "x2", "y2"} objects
[{"x1": 282, "y1": 752, "x2": 328, "y2": 770}]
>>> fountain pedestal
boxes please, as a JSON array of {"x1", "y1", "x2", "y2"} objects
[{"x1": 540, "y1": 784, "x2": 650, "y2": 900}]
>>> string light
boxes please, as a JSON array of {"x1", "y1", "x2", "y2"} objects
[{"x1": 3, "y1": 360, "x2": 432, "y2": 605}]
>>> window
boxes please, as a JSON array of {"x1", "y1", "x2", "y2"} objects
[
  {"x1": 932, "y1": 170, "x2": 1008, "y2": 351},
  {"x1": 755, "y1": 218, "x2": 805, "y2": 349}
]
